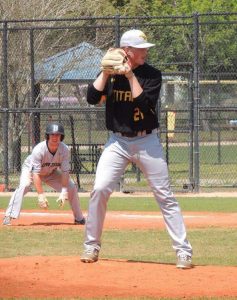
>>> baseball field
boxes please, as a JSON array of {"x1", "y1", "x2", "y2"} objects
[{"x1": 0, "y1": 192, "x2": 237, "y2": 299}]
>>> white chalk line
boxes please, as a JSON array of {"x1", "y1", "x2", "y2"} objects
[{"x1": 0, "y1": 211, "x2": 206, "y2": 219}]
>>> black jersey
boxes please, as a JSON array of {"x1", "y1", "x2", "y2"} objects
[{"x1": 87, "y1": 63, "x2": 162, "y2": 133}]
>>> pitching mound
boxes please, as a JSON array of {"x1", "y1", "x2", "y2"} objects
[{"x1": 0, "y1": 210, "x2": 237, "y2": 298}]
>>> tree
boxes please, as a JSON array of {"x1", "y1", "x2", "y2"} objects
[
  {"x1": 0, "y1": 0, "x2": 236, "y2": 172},
  {"x1": 0, "y1": 0, "x2": 117, "y2": 171}
]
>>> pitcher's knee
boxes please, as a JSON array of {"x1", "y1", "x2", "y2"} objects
[{"x1": 91, "y1": 185, "x2": 113, "y2": 200}]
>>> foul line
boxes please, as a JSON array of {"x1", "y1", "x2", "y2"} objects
[{"x1": 0, "y1": 211, "x2": 207, "y2": 219}]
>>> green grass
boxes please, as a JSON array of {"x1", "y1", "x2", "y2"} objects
[
  {"x1": 3, "y1": 144, "x2": 237, "y2": 192},
  {"x1": 1, "y1": 195, "x2": 236, "y2": 300},
  {"x1": 0, "y1": 227, "x2": 236, "y2": 267},
  {"x1": 1, "y1": 196, "x2": 236, "y2": 265},
  {"x1": 0, "y1": 227, "x2": 84, "y2": 257},
  {"x1": 0, "y1": 196, "x2": 237, "y2": 212},
  {"x1": 168, "y1": 144, "x2": 237, "y2": 164}
]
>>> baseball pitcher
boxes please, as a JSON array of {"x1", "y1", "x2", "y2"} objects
[{"x1": 80, "y1": 29, "x2": 193, "y2": 269}]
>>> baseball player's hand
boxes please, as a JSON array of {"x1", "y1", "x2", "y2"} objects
[
  {"x1": 38, "y1": 193, "x2": 49, "y2": 209},
  {"x1": 100, "y1": 48, "x2": 131, "y2": 75},
  {"x1": 56, "y1": 190, "x2": 68, "y2": 208}
]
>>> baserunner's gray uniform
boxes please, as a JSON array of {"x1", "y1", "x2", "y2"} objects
[{"x1": 5, "y1": 140, "x2": 83, "y2": 221}]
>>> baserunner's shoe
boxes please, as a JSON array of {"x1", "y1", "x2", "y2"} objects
[
  {"x1": 3, "y1": 216, "x2": 12, "y2": 226},
  {"x1": 80, "y1": 246, "x2": 100, "y2": 263},
  {"x1": 176, "y1": 253, "x2": 193, "y2": 269},
  {"x1": 74, "y1": 217, "x2": 86, "y2": 225}
]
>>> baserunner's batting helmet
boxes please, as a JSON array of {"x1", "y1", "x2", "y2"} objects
[{"x1": 45, "y1": 122, "x2": 65, "y2": 141}]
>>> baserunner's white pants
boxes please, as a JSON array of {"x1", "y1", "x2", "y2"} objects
[{"x1": 5, "y1": 166, "x2": 83, "y2": 221}]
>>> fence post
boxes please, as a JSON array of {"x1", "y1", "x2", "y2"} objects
[
  {"x1": 114, "y1": 14, "x2": 123, "y2": 191},
  {"x1": 193, "y1": 13, "x2": 200, "y2": 192},
  {"x1": 30, "y1": 29, "x2": 40, "y2": 146},
  {"x1": 217, "y1": 75, "x2": 221, "y2": 164},
  {"x1": 188, "y1": 67, "x2": 194, "y2": 190},
  {"x1": 2, "y1": 21, "x2": 9, "y2": 190},
  {"x1": 114, "y1": 14, "x2": 120, "y2": 47},
  {"x1": 165, "y1": 108, "x2": 169, "y2": 166}
]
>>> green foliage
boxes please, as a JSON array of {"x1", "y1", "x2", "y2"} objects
[
  {"x1": 147, "y1": 0, "x2": 237, "y2": 16},
  {"x1": 110, "y1": 0, "x2": 237, "y2": 17},
  {"x1": 103, "y1": 1, "x2": 237, "y2": 73}
]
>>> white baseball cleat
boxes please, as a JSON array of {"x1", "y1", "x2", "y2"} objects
[
  {"x1": 80, "y1": 246, "x2": 100, "y2": 263},
  {"x1": 3, "y1": 216, "x2": 12, "y2": 226},
  {"x1": 176, "y1": 253, "x2": 193, "y2": 269}
]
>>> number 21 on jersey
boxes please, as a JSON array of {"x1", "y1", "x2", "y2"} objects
[{"x1": 134, "y1": 107, "x2": 144, "y2": 122}]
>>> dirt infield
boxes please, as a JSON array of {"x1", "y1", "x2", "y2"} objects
[
  {"x1": 1, "y1": 256, "x2": 237, "y2": 299},
  {"x1": 1, "y1": 210, "x2": 237, "y2": 229},
  {"x1": 0, "y1": 209, "x2": 237, "y2": 299}
]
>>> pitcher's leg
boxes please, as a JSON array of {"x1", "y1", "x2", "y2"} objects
[
  {"x1": 84, "y1": 140, "x2": 129, "y2": 249},
  {"x1": 136, "y1": 135, "x2": 192, "y2": 257},
  {"x1": 152, "y1": 176, "x2": 192, "y2": 256}
]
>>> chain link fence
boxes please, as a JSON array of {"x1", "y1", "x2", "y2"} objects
[{"x1": 0, "y1": 13, "x2": 237, "y2": 192}]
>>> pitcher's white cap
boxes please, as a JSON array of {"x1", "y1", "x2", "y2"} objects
[{"x1": 120, "y1": 29, "x2": 155, "y2": 48}]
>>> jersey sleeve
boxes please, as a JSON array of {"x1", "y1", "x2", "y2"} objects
[
  {"x1": 87, "y1": 84, "x2": 104, "y2": 105},
  {"x1": 60, "y1": 144, "x2": 71, "y2": 172},
  {"x1": 87, "y1": 72, "x2": 109, "y2": 105},
  {"x1": 134, "y1": 70, "x2": 162, "y2": 113},
  {"x1": 31, "y1": 146, "x2": 43, "y2": 174}
]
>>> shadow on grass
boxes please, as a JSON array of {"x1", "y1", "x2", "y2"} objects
[{"x1": 15, "y1": 222, "x2": 83, "y2": 226}]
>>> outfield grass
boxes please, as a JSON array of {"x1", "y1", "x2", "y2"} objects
[
  {"x1": 0, "y1": 227, "x2": 236, "y2": 267},
  {"x1": 1, "y1": 196, "x2": 236, "y2": 300},
  {"x1": 0, "y1": 196, "x2": 237, "y2": 212},
  {"x1": 0, "y1": 196, "x2": 236, "y2": 266}
]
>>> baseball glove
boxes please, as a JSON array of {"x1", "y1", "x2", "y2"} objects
[{"x1": 100, "y1": 48, "x2": 131, "y2": 75}]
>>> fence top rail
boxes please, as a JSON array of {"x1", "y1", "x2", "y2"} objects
[
  {"x1": 167, "y1": 80, "x2": 237, "y2": 85},
  {"x1": 0, "y1": 107, "x2": 105, "y2": 113},
  {"x1": 3, "y1": 19, "x2": 237, "y2": 32},
  {"x1": 2, "y1": 21, "x2": 196, "y2": 32},
  {"x1": 0, "y1": 12, "x2": 236, "y2": 25},
  {"x1": 199, "y1": 107, "x2": 237, "y2": 112},
  {"x1": 1, "y1": 107, "x2": 237, "y2": 114}
]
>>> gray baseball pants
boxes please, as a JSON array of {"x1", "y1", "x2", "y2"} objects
[
  {"x1": 84, "y1": 131, "x2": 192, "y2": 257},
  {"x1": 5, "y1": 167, "x2": 84, "y2": 221}
]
